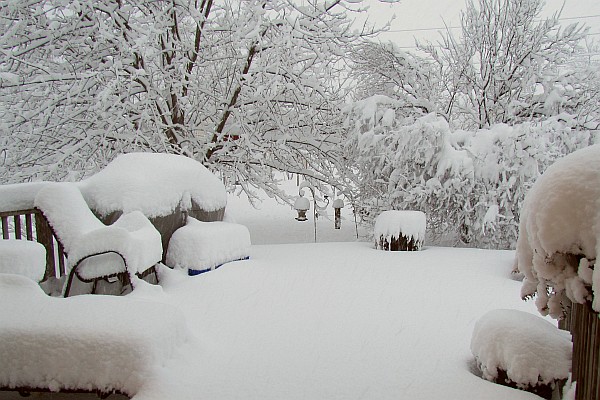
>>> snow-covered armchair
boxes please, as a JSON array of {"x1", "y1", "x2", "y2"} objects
[{"x1": 34, "y1": 183, "x2": 163, "y2": 297}]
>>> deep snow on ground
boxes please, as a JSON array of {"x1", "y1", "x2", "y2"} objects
[{"x1": 2, "y1": 178, "x2": 554, "y2": 400}]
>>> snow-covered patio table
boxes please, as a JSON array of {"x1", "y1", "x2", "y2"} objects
[
  {"x1": 0, "y1": 274, "x2": 189, "y2": 398},
  {"x1": 77, "y1": 153, "x2": 228, "y2": 261}
]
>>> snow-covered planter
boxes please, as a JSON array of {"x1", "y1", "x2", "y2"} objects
[
  {"x1": 166, "y1": 217, "x2": 251, "y2": 275},
  {"x1": 471, "y1": 309, "x2": 572, "y2": 399},
  {"x1": 374, "y1": 210, "x2": 426, "y2": 251},
  {"x1": 515, "y1": 144, "x2": 600, "y2": 317}
]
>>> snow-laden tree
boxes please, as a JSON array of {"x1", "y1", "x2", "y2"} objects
[
  {"x1": 343, "y1": 96, "x2": 595, "y2": 248},
  {"x1": 348, "y1": 41, "x2": 439, "y2": 118},
  {"x1": 0, "y1": 0, "x2": 386, "y2": 201},
  {"x1": 341, "y1": 0, "x2": 600, "y2": 247},
  {"x1": 420, "y1": 0, "x2": 589, "y2": 129}
]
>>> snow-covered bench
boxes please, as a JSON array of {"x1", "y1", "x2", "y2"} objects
[
  {"x1": 34, "y1": 183, "x2": 163, "y2": 296},
  {"x1": 0, "y1": 273, "x2": 189, "y2": 398},
  {"x1": 166, "y1": 217, "x2": 251, "y2": 275}
]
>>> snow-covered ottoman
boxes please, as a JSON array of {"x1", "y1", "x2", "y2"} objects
[
  {"x1": 374, "y1": 210, "x2": 426, "y2": 251},
  {"x1": 166, "y1": 217, "x2": 251, "y2": 275},
  {"x1": 0, "y1": 239, "x2": 46, "y2": 282},
  {"x1": 471, "y1": 309, "x2": 572, "y2": 400},
  {"x1": 0, "y1": 273, "x2": 189, "y2": 398}
]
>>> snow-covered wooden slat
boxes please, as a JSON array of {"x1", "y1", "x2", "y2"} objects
[{"x1": 0, "y1": 208, "x2": 65, "y2": 281}]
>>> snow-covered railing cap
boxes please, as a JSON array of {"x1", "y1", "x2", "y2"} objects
[{"x1": 0, "y1": 182, "x2": 51, "y2": 213}]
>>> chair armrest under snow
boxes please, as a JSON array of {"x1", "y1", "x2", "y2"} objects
[{"x1": 33, "y1": 183, "x2": 162, "y2": 296}]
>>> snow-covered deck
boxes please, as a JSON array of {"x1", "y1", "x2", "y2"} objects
[{"x1": 1, "y1": 242, "x2": 547, "y2": 400}]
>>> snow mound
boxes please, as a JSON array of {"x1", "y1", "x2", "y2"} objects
[
  {"x1": 471, "y1": 309, "x2": 572, "y2": 388},
  {"x1": 78, "y1": 152, "x2": 227, "y2": 218},
  {"x1": 515, "y1": 144, "x2": 600, "y2": 315},
  {"x1": 166, "y1": 217, "x2": 251, "y2": 272},
  {"x1": 34, "y1": 183, "x2": 162, "y2": 277},
  {"x1": 0, "y1": 273, "x2": 190, "y2": 396},
  {"x1": 374, "y1": 210, "x2": 426, "y2": 250},
  {"x1": 0, "y1": 240, "x2": 46, "y2": 282}
]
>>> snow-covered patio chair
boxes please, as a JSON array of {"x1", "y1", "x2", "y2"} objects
[{"x1": 34, "y1": 183, "x2": 163, "y2": 297}]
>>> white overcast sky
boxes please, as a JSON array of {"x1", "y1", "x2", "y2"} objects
[{"x1": 360, "y1": 0, "x2": 600, "y2": 49}]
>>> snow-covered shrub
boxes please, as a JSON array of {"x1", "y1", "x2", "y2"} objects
[
  {"x1": 374, "y1": 211, "x2": 425, "y2": 251},
  {"x1": 343, "y1": 96, "x2": 595, "y2": 248},
  {"x1": 471, "y1": 309, "x2": 571, "y2": 399},
  {"x1": 516, "y1": 144, "x2": 600, "y2": 317}
]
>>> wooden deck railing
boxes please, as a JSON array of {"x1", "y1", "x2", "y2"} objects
[
  {"x1": 559, "y1": 300, "x2": 600, "y2": 400},
  {"x1": 0, "y1": 208, "x2": 67, "y2": 281}
]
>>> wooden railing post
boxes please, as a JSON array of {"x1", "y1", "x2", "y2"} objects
[{"x1": 35, "y1": 211, "x2": 56, "y2": 281}]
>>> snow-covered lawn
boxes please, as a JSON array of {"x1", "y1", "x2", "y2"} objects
[{"x1": 2, "y1": 184, "x2": 551, "y2": 399}]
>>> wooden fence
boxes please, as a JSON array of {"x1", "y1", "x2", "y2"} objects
[
  {"x1": 0, "y1": 208, "x2": 67, "y2": 280},
  {"x1": 560, "y1": 300, "x2": 600, "y2": 400}
]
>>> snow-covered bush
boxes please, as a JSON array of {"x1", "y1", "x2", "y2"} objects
[
  {"x1": 471, "y1": 309, "x2": 571, "y2": 398},
  {"x1": 516, "y1": 144, "x2": 600, "y2": 317},
  {"x1": 343, "y1": 96, "x2": 595, "y2": 248}
]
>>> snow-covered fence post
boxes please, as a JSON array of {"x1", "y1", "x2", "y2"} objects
[
  {"x1": 374, "y1": 211, "x2": 426, "y2": 251},
  {"x1": 515, "y1": 144, "x2": 600, "y2": 400}
]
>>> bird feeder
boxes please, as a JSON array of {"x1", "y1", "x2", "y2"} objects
[
  {"x1": 294, "y1": 194, "x2": 310, "y2": 221},
  {"x1": 333, "y1": 198, "x2": 344, "y2": 229}
]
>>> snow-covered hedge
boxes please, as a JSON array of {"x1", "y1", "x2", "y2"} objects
[
  {"x1": 343, "y1": 96, "x2": 596, "y2": 248},
  {"x1": 516, "y1": 144, "x2": 600, "y2": 317}
]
